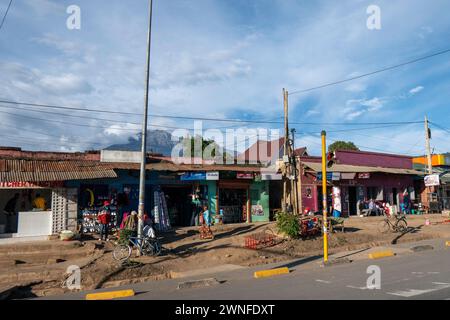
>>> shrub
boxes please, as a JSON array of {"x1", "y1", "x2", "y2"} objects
[
  {"x1": 275, "y1": 211, "x2": 300, "y2": 239},
  {"x1": 118, "y1": 229, "x2": 134, "y2": 245}
]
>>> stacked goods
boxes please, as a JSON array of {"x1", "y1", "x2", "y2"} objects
[{"x1": 81, "y1": 207, "x2": 117, "y2": 234}]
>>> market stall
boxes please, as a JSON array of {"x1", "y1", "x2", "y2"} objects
[{"x1": 0, "y1": 184, "x2": 52, "y2": 234}]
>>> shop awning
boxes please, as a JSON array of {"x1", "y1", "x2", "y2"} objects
[
  {"x1": 302, "y1": 161, "x2": 424, "y2": 176},
  {"x1": 0, "y1": 159, "x2": 117, "y2": 182}
]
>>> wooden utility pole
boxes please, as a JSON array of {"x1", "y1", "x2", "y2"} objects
[
  {"x1": 424, "y1": 116, "x2": 434, "y2": 211},
  {"x1": 425, "y1": 116, "x2": 433, "y2": 175},
  {"x1": 282, "y1": 88, "x2": 288, "y2": 212}
]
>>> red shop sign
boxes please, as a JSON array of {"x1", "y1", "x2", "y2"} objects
[{"x1": 0, "y1": 181, "x2": 64, "y2": 189}]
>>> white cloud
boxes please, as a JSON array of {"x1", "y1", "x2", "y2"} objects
[
  {"x1": 409, "y1": 86, "x2": 424, "y2": 95},
  {"x1": 39, "y1": 74, "x2": 93, "y2": 95}
]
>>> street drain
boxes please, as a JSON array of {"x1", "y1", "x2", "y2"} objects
[
  {"x1": 177, "y1": 278, "x2": 221, "y2": 290},
  {"x1": 410, "y1": 245, "x2": 434, "y2": 252}
]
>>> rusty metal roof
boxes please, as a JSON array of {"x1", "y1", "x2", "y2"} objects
[
  {"x1": 109, "y1": 162, "x2": 264, "y2": 172},
  {"x1": 302, "y1": 161, "x2": 424, "y2": 175},
  {"x1": 0, "y1": 159, "x2": 117, "y2": 182}
]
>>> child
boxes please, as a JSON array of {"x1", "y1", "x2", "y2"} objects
[{"x1": 199, "y1": 205, "x2": 214, "y2": 240}]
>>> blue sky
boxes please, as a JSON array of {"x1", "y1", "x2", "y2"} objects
[{"x1": 0, "y1": 0, "x2": 449, "y2": 156}]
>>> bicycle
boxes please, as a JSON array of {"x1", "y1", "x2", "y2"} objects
[
  {"x1": 377, "y1": 214, "x2": 408, "y2": 233},
  {"x1": 113, "y1": 236, "x2": 162, "y2": 262}
]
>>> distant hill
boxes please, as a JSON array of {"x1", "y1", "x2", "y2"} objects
[
  {"x1": 105, "y1": 130, "x2": 176, "y2": 155},
  {"x1": 105, "y1": 130, "x2": 237, "y2": 158}
]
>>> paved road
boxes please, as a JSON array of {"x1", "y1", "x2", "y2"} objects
[{"x1": 44, "y1": 238, "x2": 450, "y2": 300}]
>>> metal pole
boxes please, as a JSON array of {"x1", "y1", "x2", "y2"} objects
[
  {"x1": 321, "y1": 131, "x2": 329, "y2": 263},
  {"x1": 137, "y1": 0, "x2": 154, "y2": 239}
]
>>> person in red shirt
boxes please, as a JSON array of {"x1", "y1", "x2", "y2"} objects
[{"x1": 97, "y1": 201, "x2": 112, "y2": 241}]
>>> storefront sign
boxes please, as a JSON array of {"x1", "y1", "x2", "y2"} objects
[
  {"x1": 424, "y1": 174, "x2": 440, "y2": 187},
  {"x1": 206, "y1": 172, "x2": 219, "y2": 181},
  {"x1": 180, "y1": 172, "x2": 207, "y2": 181},
  {"x1": 341, "y1": 173, "x2": 356, "y2": 180},
  {"x1": 0, "y1": 181, "x2": 64, "y2": 189},
  {"x1": 317, "y1": 172, "x2": 341, "y2": 181},
  {"x1": 261, "y1": 174, "x2": 282, "y2": 181},
  {"x1": 237, "y1": 173, "x2": 254, "y2": 180},
  {"x1": 358, "y1": 173, "x2": 371, "y2": 179}
]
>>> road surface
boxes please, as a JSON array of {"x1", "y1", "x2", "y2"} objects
[{"x1": 42, "y1": 238, "x2": 450, "y2": 300}]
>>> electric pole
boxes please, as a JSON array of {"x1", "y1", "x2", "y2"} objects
[
  {"x1": 424, "y1": 116, "x2": 434, "y2": 211},
  {"x1": 425, "y1": 116, "x2": 433, "y2": 175},
  {"x1": 137, "y1": 0, "x2": 154, "y2": 239},
  {"x1": 291, "y1": 128, "x2": 300, "y2": 215},
  {"x1": 282, "y1": 88, "x2": 289, "y2": 212}
]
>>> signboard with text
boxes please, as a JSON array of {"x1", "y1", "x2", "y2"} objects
[
  {"x1": 0, "y1": 181, "x2": 64, "y2": 189},
  {"x1": 424, "y1": 174, "x2": 440, "y2": 187},
  {"x1": 237, "y1": 173, "x2": 254, "y2": 180}
]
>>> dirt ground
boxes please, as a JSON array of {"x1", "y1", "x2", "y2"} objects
[{"x1": 1, "y1": 214, "x2": 449, "y2": 299}]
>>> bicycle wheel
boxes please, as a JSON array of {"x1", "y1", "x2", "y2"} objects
[
  {"x1": 395, "y1": 219, "x2": 408, "y2": 233},
  {"x1": 113, "y1": 244, "x2": 132, "y2": 261},
  {"x1": 377, "y1": 220, "x2": 391, "y2": 233},
  {"x1": 144, "y1": 239, "x2": 162, "y2": 256}
]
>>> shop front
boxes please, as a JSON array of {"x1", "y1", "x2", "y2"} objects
[
  {"x1": 301, "y1": 161, "x2": 420, "y2": 217},
  {"x1": 0, "y1": 181, "x2": 77, "y2": 239}
]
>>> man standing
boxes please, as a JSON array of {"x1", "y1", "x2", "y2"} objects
[
  {"x1": 3, "y1": 193, "x2": 20, "y2": 233},
  {"x1": 97, "y1": 201, "x2": 111, "y2": 241}
]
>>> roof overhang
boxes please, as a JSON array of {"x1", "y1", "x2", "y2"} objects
[{"x1": 302, "y1": 161, "x2": 424, "y2": 176}]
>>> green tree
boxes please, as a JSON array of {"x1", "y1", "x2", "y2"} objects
[{"x1": 328, "y1": 141, "x2": 359, "y2": 153}]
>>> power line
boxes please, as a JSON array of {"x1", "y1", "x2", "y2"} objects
[
  {"x1": 289, "y1": 47, "x2": 450, "y2": 96},
  {"x1": 298, "y1": 131, "x2": 418, "y2": 156},
  {"x1": 0, "y1": 98, "x2": 424, "y2": 126},
  {"x1": 0, "y1": 104, "x2": 237, "y2": 131},
  {"x1": 0, "y1": 0, "x2": 12, "y2": 31},
  {"x1": 429, "y1": 121, "x2": 450, "y2": 134},
  {"x1": 0, "y1": 109, "x2": 237, "y2": 132}
]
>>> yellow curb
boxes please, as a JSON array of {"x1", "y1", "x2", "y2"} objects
[
  {"x1": 86, "y1": 289, "x2": 135, "y2": 300},
  {"x1": 445, "y1": 241, "x2": 450, "y2": 247},
  {"x1": 368, "y1": 250, "x2": 395, "y2": 259},
  {"x1": 254, "y1": 267, "x2": 289, "y2": 279}
]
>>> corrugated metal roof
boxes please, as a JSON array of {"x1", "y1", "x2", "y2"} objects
[
  {"x1": 109, "y1": 162, "x2": 263, "y2": 172},
  {"x1": 302, "y1": 161, "x2": 424, "y2": 175},
  {"x1": 441, "y1": 172, "x2": 450, "y2": 184},
  {"x1": 0, "y1": 159, "x2": 117, "y2": 182}
]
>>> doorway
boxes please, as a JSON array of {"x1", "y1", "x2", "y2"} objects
[
  {"x1": 161, "y1": 186, "x2": 192, "y2": 227},
  {"x1": 348, "y1": 186, "x2": 357, "y2": 216}
]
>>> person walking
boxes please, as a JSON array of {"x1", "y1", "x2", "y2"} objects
[
  {"x1": 199, "y1": 205, "x2": 214, "y2": 240},
  {"x1": 97, "y1": 201, "x2": 112, "y2": 241},
  {"x1": 3, "y1": 193, "x2": 19, "y2": 233}
]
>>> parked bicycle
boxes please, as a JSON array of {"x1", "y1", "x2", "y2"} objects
[
  {"x1": 377, "y1": 214, "x2": 408, "y2": 233},
  {"x1": 113, "y1": 236, "x2": 162, "y2": 262}
]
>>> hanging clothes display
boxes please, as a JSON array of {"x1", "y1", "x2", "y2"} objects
[{"x1": 153, "y1": 188, "x2": 171, "y2": 231}]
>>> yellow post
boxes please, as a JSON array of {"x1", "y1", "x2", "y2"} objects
[{"x1": 321, "y1": 131, "x2": 328, "y2": 263}]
